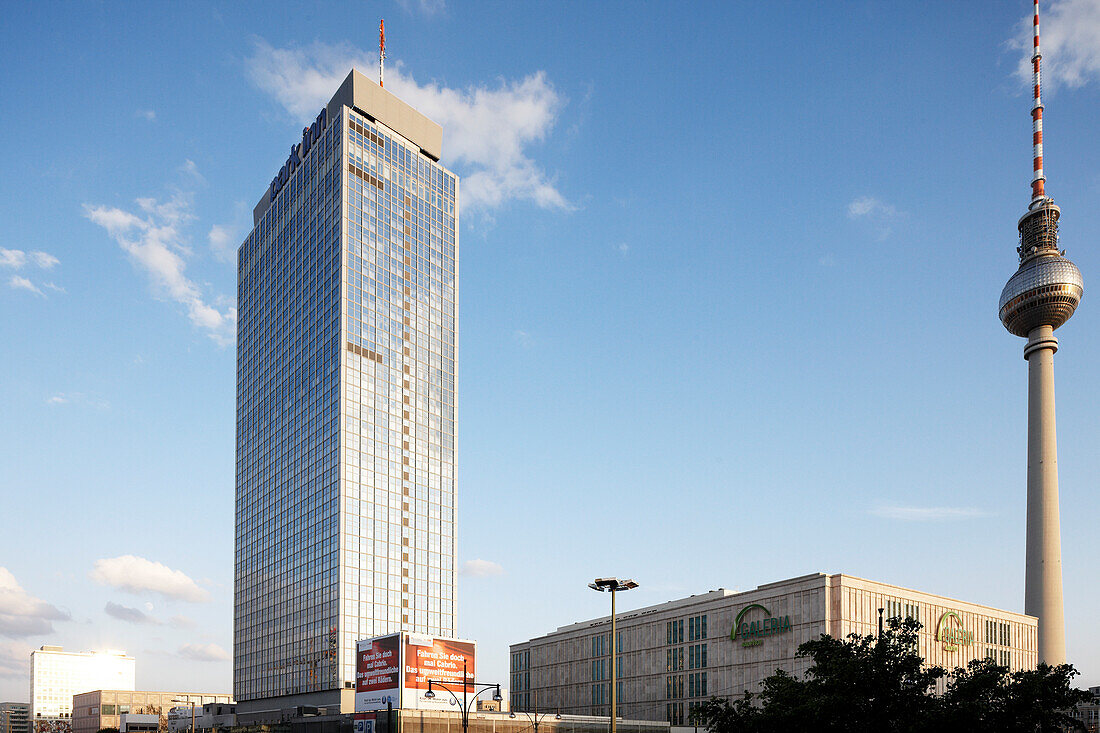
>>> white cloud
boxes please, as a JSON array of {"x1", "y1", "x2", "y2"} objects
[
  {"x1": 1014, "y1": 0, "x2": 1100, "y2": 89},
  {"x1": 459, "y1": 559, "x2": 504, "y2": 577},
  {"x1": 180, "y1": 160, "x2": 205, "y2": 183},
  {"x1": 104, "y1": 602, "x2": 159, "y2": 625},
  {"x1": 137, "y1": 109, "x2": 157, "y2": 121},
  {"x1": 0, "y1": 249, "x2": 27, "y2": 268},
  {"x1": 846, "y1": 196, "x2": 904, "y2": 239},
  {"x1": 3, "y1": 249, "x2": 61, "y2": 296},
  {"x1": 90, "y1": 556, "x2": 211, "y2": 603},
  {"x1": 31, "y1": 252, "x2": 59, "y2": 269},
  {"x1": 397, "y1": 0, "x2": 446, "y2": 15},
  {"x1": 9, "y1": 276, "x2": 44, "y2": 297},
  {"x1": 207, "y1": 225, "x2": 235, "y2": 262},
  {"x1": 245, "y1": 39, "x2": 569, "y2": 213},
  {"x1": 83, "y1": 192, "x2": 236, "y2": 345},
  {"x1": 178, "y1": 643, "x2": 230, "y2": 662},
  {"x1": 44, "y1": 392, "x2": 109, "y2": 409},
  {"x1": 616, "y1": 242, "x2": 630, "y2": 255},
  {"x1": 0, "y1": 568, "x2": 70, "y2": 638},
  {"x1": 847, "y1": 196, "x2": 898, "y2": 219},
  {"x1": 513, "y1": 330, "x2": 532, "y2": 348},
  {"x1": 869, "y1": 506, "x2": 990, "y2": 521},
  {"x1": 207, "y1": 203, "x2": 249, "y2": 264},
  {"x1": 1, "y1": 248, "x2": 60, "y2": 270}
]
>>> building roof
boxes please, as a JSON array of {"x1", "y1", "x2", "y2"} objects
[
  {"x1": 252, "y1": 68, "x2": 444, "y2": 226},
  {"x1": 516, "y1": 572, "x2": 1036, "y2": 643}
]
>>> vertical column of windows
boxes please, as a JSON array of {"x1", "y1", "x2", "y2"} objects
[{"x1": 340, "y1": 110, "x2": 457, "y2": 683}]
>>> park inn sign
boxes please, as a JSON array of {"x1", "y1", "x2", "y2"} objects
[{"x1": 731, "y1": 604, "x2": 793, "y2": 647}]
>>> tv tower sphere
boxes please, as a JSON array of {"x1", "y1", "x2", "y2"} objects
[{"x1": 998, "y1": 203, "x2": 1083, "y2": 337}]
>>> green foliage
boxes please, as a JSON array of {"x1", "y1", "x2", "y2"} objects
[
  {"x1": 936, "y1": 657, "x2": 1091, "y2": 732},
  {"x1": 692, "y1": 617, "x2": 1090, "y2": 733}
]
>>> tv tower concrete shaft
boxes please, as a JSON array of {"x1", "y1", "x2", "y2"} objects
[{"x1": 1024, "y1": 325, "x2": 1065, "y2": 664}]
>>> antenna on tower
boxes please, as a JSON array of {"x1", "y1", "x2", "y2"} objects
[
  {"x1": 1030, "y1": 0, "x2": 1046, "y2": 208},
  {"x1": 379, "y1": 19, "x2": 386, "y2": 88}
]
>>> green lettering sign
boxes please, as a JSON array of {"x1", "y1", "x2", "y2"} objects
[
  {"x1": 731, "y1": 604, "x2": 792, "y2": 648},
  {"x1": 935, "y1": 611, "x2": 973, "y2": 652}
]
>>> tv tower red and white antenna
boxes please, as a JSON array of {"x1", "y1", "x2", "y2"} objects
[
  {"x1": 998, "y1": 0, "x2": 1084, "y2": 666},
  {"x1": 379, "y1": 19, "x2": 386, "y2": 88},
  {"x1": 1030, "y1": 0, "x2": 1046, "y2": 206}
]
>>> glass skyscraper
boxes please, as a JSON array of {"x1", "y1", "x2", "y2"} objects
[{"x1": 235, "y1": 69, "x2": 457, "y2": 717}]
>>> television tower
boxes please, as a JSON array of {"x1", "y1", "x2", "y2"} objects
[{"x1": 998, "y1": 0, "x2": 1084, "y2": 666}]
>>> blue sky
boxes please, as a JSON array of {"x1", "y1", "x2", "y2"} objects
[{"x1": 2, "y1": 0, "x2": 1099, "y2": 700}]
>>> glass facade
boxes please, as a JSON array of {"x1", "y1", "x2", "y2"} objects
[{"x1": 236, "y1": 102, "x2": 457, "y2": 703}]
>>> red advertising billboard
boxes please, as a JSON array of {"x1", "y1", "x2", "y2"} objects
[
  {"x1": 355, "y1": 632, "x2": 477, "y2": 712},
  {"x1": 355, "y1": 634, "x2": 402, "y2": 711},
  {"x1": 403, "y1": 633, "x2": 476, "y2": 710}
]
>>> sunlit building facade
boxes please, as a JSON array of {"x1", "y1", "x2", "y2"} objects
[
  {"x1": 70, "y1": 691, "x2": 232, "y2": 733},
  {"x1": 510, "y1": 574, "x2": 1037, "y2": 725},
  {"x1": 29, "y1": 647, "x2": 134, "y2": 732},
  {"x1": 235, "y1": 69, "x2": 457, "y2": 718}
]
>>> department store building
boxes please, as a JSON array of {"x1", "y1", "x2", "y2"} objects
[{"x1": 509, "y1": 573, "x2": 1036, "y2": 725}]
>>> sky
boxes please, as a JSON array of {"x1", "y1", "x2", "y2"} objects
[{"x1": 1, "y1": 0, "x2": 1099, "y2": 703}]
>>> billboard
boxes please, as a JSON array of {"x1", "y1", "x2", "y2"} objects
[
  {"x1": 403, "y1": 633, "x2": 476, "y2": 711},
  {"x1": 355, "y1": 632, "x2": 476, "y2": 712},
  {"x1": 356, "y1": 634, "x2": 402, "y2": 711}
]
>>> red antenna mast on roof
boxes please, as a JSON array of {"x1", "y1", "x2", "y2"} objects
[{"x1": 379, "y1": 19, "x2": 386, "y2": 88}]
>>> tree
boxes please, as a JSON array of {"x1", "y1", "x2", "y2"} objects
[
  {"x1": 937, "y1": 657, "x2": 1091, "y2": 732},
  {"x1": 693, "y1": 617, "x2": 1089, "y2": 733}
]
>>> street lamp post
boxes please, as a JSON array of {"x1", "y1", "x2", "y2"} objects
[
  {"x1": 170, "y1": 699, "x2": 196, "y2": 733},
  {"x1": 423, "y1": 660, "x2": 501, "y2": 733},
  {"x1": 509, "y1": 690, "x2": 560, "y2": 733},
  {"x1": 589, "y1": 577, "x2": 638, "y2": 733}
]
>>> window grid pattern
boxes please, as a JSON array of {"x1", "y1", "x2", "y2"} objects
[
  {"x1": 235, "y1": 103, "x2": 459, "y2": 701},
  {"x1": 687, "y1": 672, "x2": 707, "y2": 698},
  {"x1": 338, "y1": 109, "x2": 458, "y2": 686},
  {"x1": 235, "y1": 112, "x2": 343, "y2": 701},
  {"x1": 688, "y1": 615, "x2": 707, "y2": 641},
  {"x1": 688, "y1": 643, "x2": 707, "y2": 669}
]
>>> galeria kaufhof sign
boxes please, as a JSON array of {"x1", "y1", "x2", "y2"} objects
[
  {"x1": 935, "y1": 611, "x2": 974, "y2": 652},
  {"x1": 731, "y1": 604, "x2": 793, "y2": 647}
]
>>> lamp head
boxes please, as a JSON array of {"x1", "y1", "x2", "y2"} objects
[
  {"x1": 509, "y1": 713, "x2": 516, "y2": 720},
  {"x1": 589, "y1": 578, "x2": 638, "y2": 592},
  {"x1": 423, "y1": 690, "x2": 435, "y2": 699},
  {"x1": 493, "y1": 686, "x2": 503, "y2": 702},
  {"x1": 555, "y1": 714, "x2": 562, "y2": 720}
]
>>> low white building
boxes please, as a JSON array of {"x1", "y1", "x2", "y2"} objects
[
  {"x1": 30, "y1": 647, "x2": 135, "y2": 732},
  {"x1": 509, "y1": 573, "x2": 1037, "y2": 725}
]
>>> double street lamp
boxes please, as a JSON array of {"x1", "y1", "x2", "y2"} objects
[
  {"x1": 509, "y1": 690, "x2": 560, "y2": 733},
  {"x1": 424, "y1": 660, "x2": 501, "y2": 733},
  {"x1": 589, "y1": 577, "x2": 638, "y2": 733}
]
